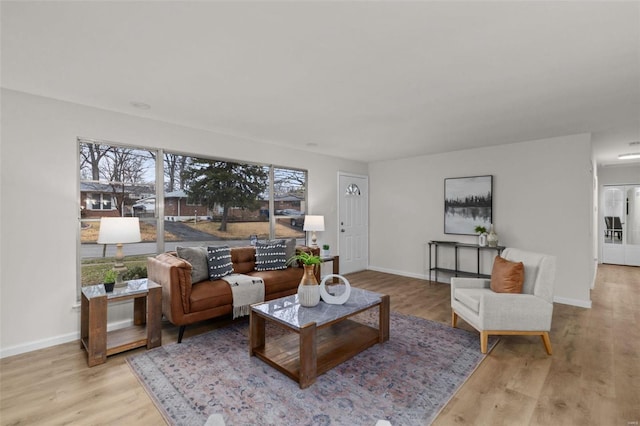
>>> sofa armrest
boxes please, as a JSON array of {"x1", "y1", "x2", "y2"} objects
[{"x1": 147, "y1": 253, "x2": 193, "y2": 321}]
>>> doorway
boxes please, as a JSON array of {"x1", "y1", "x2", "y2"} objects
[
  {"x1": 601, "y1": 184, "x2": 640, "y2": 266},
  {"x1": 338, "y1": 173, "x2": 369, "y2": 274}
]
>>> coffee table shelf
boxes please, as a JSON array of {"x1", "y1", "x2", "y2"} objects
[{"x1": 251, "y1": 319, "x2": 380, "y2": 383}]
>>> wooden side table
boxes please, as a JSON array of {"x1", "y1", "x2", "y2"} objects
[
  {"x1": 80, "y1": 279, "x2": 161, "y2": 367},
  {"x1": 320, "y1": 255, "x2": 340, "y2": 283}
]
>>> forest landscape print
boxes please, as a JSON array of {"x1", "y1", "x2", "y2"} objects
[{"x1": 444, "y1": 175, "x2": 493, "y2": 235}]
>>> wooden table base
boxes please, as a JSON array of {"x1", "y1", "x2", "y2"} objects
[{"x1": 250, "y1": 294, "x2": 390, "y2": 388}]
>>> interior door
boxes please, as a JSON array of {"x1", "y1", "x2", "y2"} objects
[
  {"x1": 601, "y1": 184, "x2": 640, "y2": 266},
  {"x1": 338, "y1": 173, "x2": 368, "y2": 274},
  {"x1": 625, "y1": 185, "x2": 640, "y2": 265}
]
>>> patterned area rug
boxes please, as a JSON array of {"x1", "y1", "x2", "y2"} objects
[{"x1": 127, "y1": 311, "x2": 496, "y2": 426}]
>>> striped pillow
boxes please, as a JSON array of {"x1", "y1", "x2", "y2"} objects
[
  {"x1": 207, "y1": 245, "x2": 233, "y2": 279},
  {"x1": 255, "y1": 240, "x2": 287, "y2": 271}
]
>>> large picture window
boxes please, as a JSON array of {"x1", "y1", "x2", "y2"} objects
[
  {"x1": 79, "y1": 140, "x2": 157, "y2": 288},
  {"x1": 78, "y1": 140, "x2": 307, "y2": 290}
]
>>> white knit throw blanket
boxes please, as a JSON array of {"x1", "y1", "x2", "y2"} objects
[{"x1": 220, "y1": 274, "x2": 265, "y2": 319}]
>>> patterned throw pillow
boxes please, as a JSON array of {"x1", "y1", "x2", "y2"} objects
[
  {"x1": 176, "y1": 246, "x2": 209, "y2": 283},
  {"x1": 255, "y1": 240, "x2": 288, "y2": 271},
  {"x1": 207, "y1": 245, "x2": 233, "y2": 280}
]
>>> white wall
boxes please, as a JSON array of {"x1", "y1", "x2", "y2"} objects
[
  {"x1": 597, "y1": 164, "x2": 640, "y2": 185},
  {"x1": 0, "y1": 89, "x2": 367, "y2": 357},
  {"x1": 369, "y1": 134, "x2": 594, "y2": 307}
]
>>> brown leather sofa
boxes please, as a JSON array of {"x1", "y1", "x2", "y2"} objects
[{"x1": 147, "y1": 245, "x2": 317, "y2": 342}]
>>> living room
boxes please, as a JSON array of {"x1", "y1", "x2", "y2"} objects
[{"x1": 1, "y1": 1, "x2": 639, "y2": 425}]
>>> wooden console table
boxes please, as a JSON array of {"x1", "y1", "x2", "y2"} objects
[
  {"x1": 80, "y1": 279, "x2": 161, "y2": 367},
  {"x1": 428, "y1": 241, "x2": 505, "y2": 282}
]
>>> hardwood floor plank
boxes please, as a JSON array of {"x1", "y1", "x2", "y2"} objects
[{"x1": 1, "y1": 265, "x2": 638, "y2": 425}]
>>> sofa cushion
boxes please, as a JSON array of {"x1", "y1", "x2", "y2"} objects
[
  {"x1": 176, "y1": 246, "x2": 208, "y2": 283},
  {"x1": 207, "y1": 245, "x2": 233, "y2": 279},
  {"x1": 490, "y1": 256, "x2": 525, "y2": 294},
  {"x1": 231, "y1": 247, "x2": 256, "y2": 274},
  {"x1": 250, "y1": 267, "x2": 304, "y2": 295},
  {"x1": 255, "y1": 241, "x2": 287, "y2": 271},
  {"x1": 190, "y1": 280, "x2": 233, "y2": 312}
]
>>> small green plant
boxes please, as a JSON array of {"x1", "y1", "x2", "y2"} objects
[
  {"x1": 103, "y1": 269, "x2": 117, "y2": 284},
  {"x1": 322, "y1": 244, "x2": 330, "y2": 250},
  {"x1": 287, "y1": 251, "x2": 323, "y2": 266},
  {"x1": 474, "y1": 226, "x2": 487, "y2": 234},
  {"x1": 123, "y1": 265, "x2": 148, "y2": 280}
]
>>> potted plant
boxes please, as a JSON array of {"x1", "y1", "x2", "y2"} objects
[
  {"x1": 474, "y1": 226, "x2": 488, "y2": 247},
  {"x1": 321, "y1": 244, "x2": 330, "y2": 257},
  {"x1": 287, "y1": 251, "x2": 323, "y2": 267},
  {"x1": 103, "y1": 270, "x2": 117, "y2": 293},
  {"x1": 287, "y1": 252, "x2": 323, "y2": 307}
]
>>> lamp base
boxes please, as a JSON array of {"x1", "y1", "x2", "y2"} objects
[{"x1": 113, "y1": 265, "x2": 128, "y2": 288}]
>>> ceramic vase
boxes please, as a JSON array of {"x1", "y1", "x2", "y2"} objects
[
  {"x1": 487, "y1": 226, "x2": 498, "y2": 247},
  {"x1": 298, "y1": 264, "x2": 320, "y2": 307},
  {"x1": 478, "y1": 233, "x2": 487, "y2": 247}
]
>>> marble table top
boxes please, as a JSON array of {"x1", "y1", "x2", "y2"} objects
[
  {"x1": 251, "y1": 287, "x2": 382, "y2": 330},
  {"x1": 82, "y1": 278, "x2": 151, "y2": 300}
]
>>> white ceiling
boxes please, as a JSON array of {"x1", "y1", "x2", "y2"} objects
[{"x1": 2, "y1": 1, "x2": 639, "y2": 165}]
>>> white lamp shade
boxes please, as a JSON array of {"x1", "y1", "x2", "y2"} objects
[
  {"x1": 303, "y1": 215, "x2": 325, "y2": 232},
  {"x1": 97, "y1": 217, "x2": 142, "y2": 244}
]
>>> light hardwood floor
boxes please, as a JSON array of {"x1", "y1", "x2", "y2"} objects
[{"x1": 1, "y1": 265, "x2": 638, "y2": 425}]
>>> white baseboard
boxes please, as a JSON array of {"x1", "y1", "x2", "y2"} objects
[
  {"x1": 367, "y1": 265, "x2": 429, "y2": 281},
  {"x1": 0, "y1": 318, "x2": 133, "y2": 359},
  {"x1": 553, "y1": 296, "x2": 592, "y2": 309}
]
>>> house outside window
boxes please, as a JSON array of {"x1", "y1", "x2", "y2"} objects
[{"x1": 84, "y1": 192, "x2": 113, "y2": 211}]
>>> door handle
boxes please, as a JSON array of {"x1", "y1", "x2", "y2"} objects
[{"x1": 341, "y1": 229, "x2": 345, "y2": 232}]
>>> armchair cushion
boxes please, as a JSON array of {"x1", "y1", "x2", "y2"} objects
[{"x1": 490, "y1": 256, "x2": 524, "y2": 294}]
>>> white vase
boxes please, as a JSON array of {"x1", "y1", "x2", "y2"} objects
[
  {"x1": 487, "y1": 226, "x2": 498, "y2": 247},
  {"x1": 297, "y1": 265, "x2": 320, "y2": 307},
  {"x1": 478, "y1": 233, "x2": 487, "y2": 247},
  {"x1": 298, "y1": 283, "x2": 320, "y2": 307}
]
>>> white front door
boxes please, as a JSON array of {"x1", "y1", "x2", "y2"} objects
[
  {"x1": 601, "y1": 184, "x2": 640, "y2": 266},
  {"x1": 338, "y1": 173, "x2": 368, "y2": 274}
]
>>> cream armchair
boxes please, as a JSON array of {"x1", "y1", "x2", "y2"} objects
[{"x1": 451, "y1": 248, "x2": 557, "y2": 354}]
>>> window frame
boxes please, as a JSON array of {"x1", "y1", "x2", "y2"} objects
[{"x1": 77, "y1": 138, "x2": 308, "y2": 296}]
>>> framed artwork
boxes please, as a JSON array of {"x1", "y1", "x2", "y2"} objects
[{"x1": 444, "y1": 175, "x2": 493, "y2": 235}]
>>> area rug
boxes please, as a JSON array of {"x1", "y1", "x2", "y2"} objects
[{"x1": 127, "y1": 311, "x2": 497, "y2": 426}]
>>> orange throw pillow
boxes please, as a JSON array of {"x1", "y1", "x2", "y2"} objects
[{"x1": 490, "y1": 256, "x2": 524, "y2": 293}]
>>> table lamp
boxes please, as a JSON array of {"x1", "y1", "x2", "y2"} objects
[
  {"x1": 97, "y1": 217, "x2": 142, "y2": 287},
  {"x1": 303, "y1": 215, "x2": 324, "y2": 247}
]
